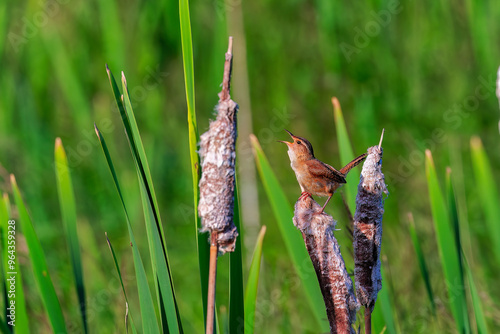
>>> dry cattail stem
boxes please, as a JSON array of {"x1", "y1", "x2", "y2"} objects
[
  {"x1": 205, "y1": 231, "x2": 219, "y2": 334},
  {"x1": 293, "y1": 196, "x2": 358, "y2": 334},
  {"x1": 353, "y1": 141, "x2": 388, "y2": 333},
  {"x1": 198, "y1": 36, "x2": 239, "y2": 254}
]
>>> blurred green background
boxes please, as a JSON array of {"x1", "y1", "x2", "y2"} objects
[{"x1": 1, "y1": 0, "x2": 499, "y2": 332}]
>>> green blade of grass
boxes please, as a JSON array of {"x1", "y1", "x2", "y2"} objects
[
  {"x1": 244, "y1": 225, "x2": 266, "y2": 334},
  {"x1": 470, "y1": 136, "x2": 500, "y2": 264},
  {"x1": 43, "y1": 34, "x2": 90, "y2": 127},
  {"x1": 332, "y1": 97, "x2": 362, "y2": 210},
  {"x1": 94, "y1": 126, "x2": 160, "y2": 333},
  {"x1": 123, "y1": 226, "x2": 160, "y2": 333},
  {"x1": 120, "y1": 72, "x2": 183, "y2": 333},
  {"x1": 97, "y1": 0, "x2": 125, "y2": 69},
  {"x1": 448, "y1": 137, "x2": 474, "y2": 270},
  {"x1": 315, "y1": 0, "x2": 339, "y2": 71},
  {"x1": 105, "y1": 233, "x2": 138, "y2": 334},
  {"x1": 0, "y1": 316, "x2": 7, "y2": 334},
  {"x1": 446, "y1": 169, "x2": 483, "y2": 333},
  {"x1": 106, "y1": 67, "x2": 183, "y2": 332},
  {"x1": 0, "y1": 193, "x2": 9, "y2": 330},
  {"x1": 179, "y1": 0, "x2": 196, "y2": 136},
  {"x1": 229, "y1": 185, "x2": 244, "y2": 333},
  {"x1": 0, "y1": 1, "x2": 7, "y2": 58},
  {"x1": 120, "y1": 73, "x2": 166, "y2": 247},
  {"x1": 54, "y1": 138, "x2": 87, "y2": 333},
  {"x1": 105, "y1": 65, "x2": 133, "y2": 146},
  {"x1": 1, "y1": 196, "x2": 8, "y2": 312},
  {"x1": 218, "y1": 306, "x2": 228, "y2": 334},
  {"x1": 178, "y1": 0, "x2": 210, "y2": 327},
  {"x1": 464, "y1": 258, "x2": 488, "y2": 334},
  {"x1": 372, "y1": 266, "x2": 397, "y2": 334},
  {"x1": 408, "y1": 213, "x2": 436, "y2": 316},
  {"x1": 463, "y1": 0, "x2": 494, "y2": 72},
  {"x1": 250, "y1": 134, "x2": 329, "y2": 332},
  {"x1": 106, "y1": 66, "x2": 165, "y2": 327},
  {"x1": 425, "y1": 150, "x2": 470, "y2": 333},
  {"x1": 137, "y1": 169, "x2": 181, "y2": 334},
  {"x1": 1, "y1": 193, "x2": 29, "y2": 333},
  {"x1": 445, "y1": 169, "x2": 464, "y2": 283},
  {"x1": 10, "y1": 175, "x2": 67, "y2": 333}
]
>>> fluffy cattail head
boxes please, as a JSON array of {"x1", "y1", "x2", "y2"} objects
[
  {"x1": 353, "y1": 144, "x2": 388, "y2": 310},
  {"x1": 198, "y1": 37, "x2": 239, "y2": 254}
]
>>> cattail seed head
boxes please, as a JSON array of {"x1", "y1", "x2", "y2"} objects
[
  {"x1": 294, "y1": 196, "x2": 358, "y2": 333},
  {"x1": 198, "y1": 40, "x2": 239, "y2": 254},
  {"x1": 353, "y1": 145, "x2": 388, "y2": 311}
]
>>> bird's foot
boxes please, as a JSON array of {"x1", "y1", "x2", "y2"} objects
[{"x1": 299, "y1": 192, "x2": 312, "y2": 200}]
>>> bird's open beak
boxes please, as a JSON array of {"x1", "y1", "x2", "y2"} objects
[
  {"x1": 277, "y1": 129, "x2": 294, "y2": 146},
  {"x1": 277, "y1": 140, "x2": 291, "y2": 146}
]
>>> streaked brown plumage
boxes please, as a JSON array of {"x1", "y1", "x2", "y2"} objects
[{"x1": 279, "y1": 129, "x2": 366, "y2": 213}]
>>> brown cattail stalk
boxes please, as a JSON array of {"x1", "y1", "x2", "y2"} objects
[
  {"x1": 205, "y1": 231, "x2": 219, "y2": 334},
  {"x1": 353, "y1": 131, "x2": 388, "y2": 334},
  {"x1": 293, "y1": 196, "x2": 359, "y2": 333},
  {"x1": 198, "y1": 37, "x2": 238, "y2": 334}
]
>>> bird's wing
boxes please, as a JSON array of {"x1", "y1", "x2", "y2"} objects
[{"x1": 305, "y1": 159, "x2": 346, "y2": 184}]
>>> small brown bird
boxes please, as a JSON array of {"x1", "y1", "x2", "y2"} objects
[{"x1": 279, "y1": 130, "x2": 367, "y2": 213}]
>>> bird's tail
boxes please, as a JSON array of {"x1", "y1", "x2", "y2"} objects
[{"x1": 340, "y1": 153, "x2": 367, "y2": 175}]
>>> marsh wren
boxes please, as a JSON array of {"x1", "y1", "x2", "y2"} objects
[{"x1": 279, "y1": 130, "x2": 367, "y2": 213}]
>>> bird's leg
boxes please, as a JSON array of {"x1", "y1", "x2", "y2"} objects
[
  {"x1": 319, "y1": 195, "x2": 333, "y2": 213},
  {"x1": 299, "y1": 191, "x2": 312, "y2": 200}
]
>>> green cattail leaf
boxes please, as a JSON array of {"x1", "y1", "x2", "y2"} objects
[
  {"x1": 121, "y1": 72, "x2": 183, "y2": 334},
  {"x1": 1, "y1": 193, "x2": 29, "y2": 333},
  {"x1": 446, "y1": 170, "x2": 472, "y2": 332},
  {"x1": 464, "y1": 259, "x2": 488, "y2": 334},
  {"x1": 447, "y1": 167, "x2": 487, "y2": 333},
  {"x1": 54, "y1": 138, "x2": 87, "y2": 333},
  {"x1": 105, "y1": 233, "x2": 138, "y2": 334},
  {"x1": 11, "y1": 175, "x2": 67, "y2": 333},
  {"x1": 372, "y1": 266, "x2": 398, "y2": 334},
  {"x1": 463, "y1": 0, "x2": 494, "y2": 71},
  {"x1": 137, "y1": 168, "x2": 180, "y2": 333},
  {"x1": 106, "y1": 67, "x2": 182, "y2": 332},
  {"x1": 332, "y1": 97, "x2": 361, "y2": 210},
  {"x1": 0, "y1": 1, "x2": 7, "y2": 58},
  {"x1": 251, "y1": 135, "x2": 329, "y2": 332},
  {"x1": 178, "y1": 0, "x2": 210, "y2": 326},
  {"x1": 425, "y1": 150, "x2": 470, "y2": 333},
  {"x1": 244, "y1": 225, "x2": 266, "y2": 334},
  {"x1": 95, "y1": 126, "x2": 160, "y2": 333},
  {"x1": 0, "y1": 316, "x2": 7, "y2": 333},
  {"x1": 408, "y1": 213, "x2": 436, "y2": 315},
  {"x1": 229, "y1": 185, "x2": 245, "y2": 333},
  {"x1": 43, "y1": 34, "x2": 90, "y2": 126},
  {"x1": 97, "y1": 0, "x2": 125, "y2": 69},
  {"x1": 445, "y1": 169, "x2": 463, "y2": 268},
  {"x1": 470, "y1": 136, "x2": 500, "y2": 263}
]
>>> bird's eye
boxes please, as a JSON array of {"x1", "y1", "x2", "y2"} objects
[{"x1": 296, "y1": 140, "x2": 301, "y2": 145}]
